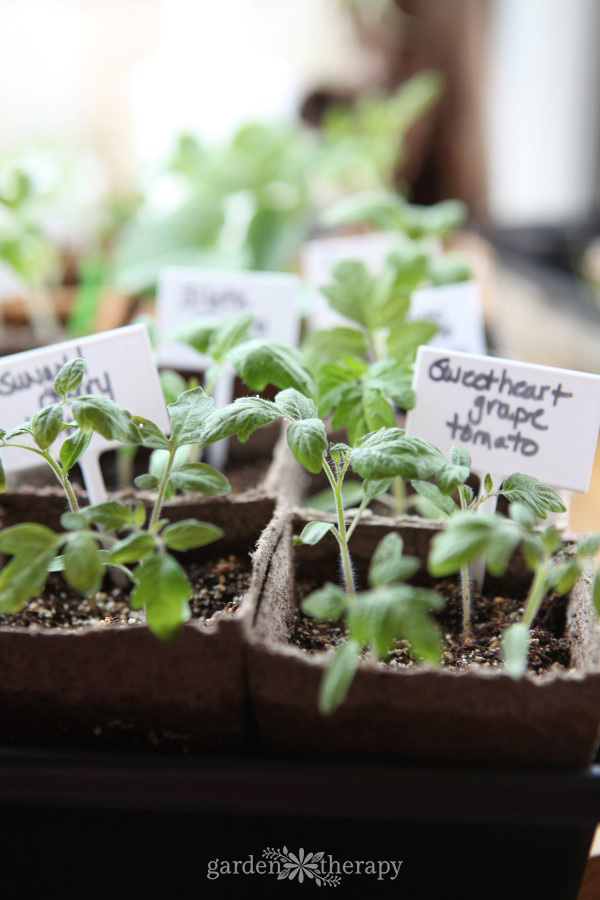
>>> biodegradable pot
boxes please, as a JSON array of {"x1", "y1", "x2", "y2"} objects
[
  {"x1": 0, "y1": 493, "x2": 282, "y2": 753},
  {"x1": 248, "y1": 509, "x2": 600, "y2": 768}
]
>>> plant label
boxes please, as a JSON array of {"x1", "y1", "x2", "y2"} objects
[
  {"x1": 406, "y1": 346, "x2": 600, "y2": 492},
  {"x1": 302, "y1": 231, "x2": 407, "y2": 330},
  {"x1": 156, "y1": 267, "x2": 302, "y2": 371},
  {"x1": 410, "y1": 282, "x2": 486, "y2": 355},
  {"x1": 0, "y1": 324, "x2": 169, "y2": 503}
]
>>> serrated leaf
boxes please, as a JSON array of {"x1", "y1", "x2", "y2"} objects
[
  {"x1": 501, "y1": 474, "x2": 566, "y2": 519},
  {"x1": 162, "y1": 519, "x2": 223, "y2": 551},
  {"x1": 274, "y1": 388, "x2": 318, "y2": 421},
  {"x1": 53, "y1": 357, "x2": 86, "y2": 397},
  {"x1": 436, "y1": 461, "x2": 470, "y2": 495},
  {"x1": 169, "y1": 462, "x2": 231, "y2": 496},
  {"x1": 350, "y1": 428, "x2": 443, "y2": 481},
  {"x1": 387, "y1": 321, "x2": 438, "y2": 361},
  {"x1": 229, "y1": 338, "x2": 315, "y2": 396},
  {"x1": 134, "y1": 474, "x2": 160, "y2": 490},
  {"x1": 318, "y1": 640, "x2": 360, "y2": 715},
  {"x1": 366, "y1": 358, "x2": 416, "y2": 409},
  {"x1": 168, "y1": 386, "x2": 214, "y2": 447},
  {"x1": 64, "y1": 533, "x2": 103, "y2": 596},
  {"x1": 321, "y1": 260, "x2": 373, "y2": 327},
  {"x1": 73, "y1": 395, "x2": 137, "y2": 443},
  {"x1": 131, "y1": 554, "x2": 192, "y2": 640},
  {"x1": 31, "y1": 404, "x2": 63, "y2": 450},
  {"x1": 293, "y1": 521, "x2": 334, "y2": 546},
  {"x1": 133, "y1": 416, "x2": 171, "y2": 450},
  {"x1": 201, "y1": 397, "x2": 281, "y2": 445},
  {"x1": 287, "y1": 418, "x2": 327, "y2": 474},
  {"x1": 301, "y1": 583, "x2": 347, "y2": 620},
  {"x1": 450, "y1": 445, "x2": 471, "y2": 469},
  {"x1": 369, "y1": 533, "x2": 420, "y2": 587},
  {"x1": 59, "y1": 428, "x2": 92, "y2": 472},
  {"x1": 411, "y1": 481, "x2": 456, "y2": 518},
  {"x1": 502, "y1": 623, "x2": 530, "y2": 679},
  {"x1": 107, "y1": 533, "x2": 157, "y2": 564},
  {"x1": 0, "y1": 523, "x2": 59, "y2": 556}
]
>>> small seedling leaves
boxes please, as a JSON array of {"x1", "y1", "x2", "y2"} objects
[
  {"x1": 293, "y1": 521, "x2": 334, "y2": 546},
  {"x1": 428, "y1": 253, "x2": 471, "y2": 286},
  {"x1": 169, "y1": 462, "x2": 231, "y2": 496},
  {"x1": 134, "y1": 474, "x2": 160, "y2": 490},
  {"x1": 350, "y1": 429, "x2": 443, "y2": 481},
  {"x1": 301, "y1": 583, "x2": 347, "y2": 620},
  {"x1": 0, "y1": 523, "x2": 59, "y2": 556},
  {"x1": 362, "y1": 386, "x2": 396, "y2": 435},
  {"x1": 508, "y1": 502, "x2": 537, "y2": 529},
  {"x1": 162, "y1": 519, "x2": 223, "y2": 552},
  {"x1": 208, "y1": 310, "x2": 254, "y2": 361},
  {"x1": 546, "y1": 560, "x2": 581, "y2": 596},
  {"x1": 367, "y1": 358, "x2": 416, "y2": 410},
  {"x1": 229, "y1": 338, "x2": 315, "y2": 397},
  {"x1": 436, "y1": 461, "x2": 470, "y2": 496},
  {"x1": 159, "y1": 370, "x2": 188, "y2": 406},
  {"x1": 287, "y1": 418, "x2": 328, "y2": 474},
  {"x1": 83, "y1": 500, "x2": 134, "y2": 531},
  {"x1": 348, "y1": 585, "x2": 441, "y2": 661},
  {"x1": 73, "y1": 395, "x2": 137, "y2": 443},
  {"x1": 461, "y1": 483, "x2": 474, "y2": 506},
  {"x1": 201, "y1": 397, "x2": 280, "y2": 445},
  {"x1": 449, "y1": 445, "x2": 471, "y2": 470},
  {"x1": 369, "y1": 533, "x2": 420, "y2": 587},
  {"x1": 411, "y1": 481, "x2": 456, "y2": 518},
  {"x1": 32, "y1": 404, "x2": 64, "y2": 450},
  {"x1": 521, "y1": 533, "x2": 545, "y2": 571},
  {"x1": 484, "y1": 473, "x2": 493, "y2": 494},
  {"x1": 59, "y1": 428, "x2": 92, "y2": 473},
  {"x1": 484, "y1": 520, "x2": 521, "y2": 577},
  {"x1": 133, "y1": 416, "x2": 171, "y2": 450},
  {"x1": 318, "y1": 640, "x2": 360, "y2": 716},
  {"x1": 61, "y1": 511, "x2": 87, "y2": 531},
  {"x1": 274, "y1": 388, "x2": 318, "y2": 422},
  {"x1": 53, "y1": 357, "x2": 86, "y2": 398},
  {"x1": 131, "y1": 554, "x2": 192, "y2": 640},
  {"x1": 64, "y1": 533, "x2": 103, "y2": 596},
  {"x1": 502, "y1": 623, "x2": 530, "y2": 680},
  {"x1": 107, "y1": 532, "x2": 157, "y2": 565},
  {"x1": 540, "y1": 525, "x2": 562, "y2": 555},
  {"x1": 428, "y1": 513, "x2": 496, "y2": 576},
  {"x1": 172, "y1": 318, "x2": 217, "y2": 354},
  {"x1": 5, "y1": 422, "x2": 32, "y2": 440},
  {"x1": 577, "y1": 534, "x2": 600, "y2": 559},
  {"x1": 168, "y1": 387, "x2": 214, "y2": 447},
  {"x1": 501, "y1": 474, "x2": 566, "y2": 519}
]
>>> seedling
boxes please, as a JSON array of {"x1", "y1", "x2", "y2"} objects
[
  {"x1": 0, "y1": 358, "x2": 230, "y2": 639},
  {"x1": 301, "y1": 532, "x2": 442, "y2": 714}
]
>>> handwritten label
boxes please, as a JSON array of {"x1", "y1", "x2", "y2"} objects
[
  {"x1": 406, "y1": 346, "x2": 600, "y2": 492},
  {"x1": 410, "y1": 282, "x2": 486, "y2": 355},
  {"x1": 0, "y1": 324, "x2": 169, "y2": 502},
  {"x1": 157, "y1": 268, "x2": 302, "y2": 370}
]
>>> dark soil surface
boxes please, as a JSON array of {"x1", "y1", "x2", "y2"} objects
[
  {"x1": 290, "y1": 576, "x2": 571, "y2": 674},
  {"x1": 223, "y1": 457, "x2": 271, "y2": 494},
  {"x1": 0, "y1": 554, "x2": 252, "y2": 631}
]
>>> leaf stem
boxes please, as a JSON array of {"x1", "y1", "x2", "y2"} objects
[
  {"x1": 458, "y1": 484, "x2": 472, "y2": 641},
  {"x1": 42, "y1": 450, "x2": 79, "y2": 512},
  {"x1": 323, "y1": 457, "x2": 355, "y2": 599},
  {"x1": 522, "y1": 566, "x2": 548, "y2": 627},
  {"x1": 150, "y1": 444, "x2": 177, "y2": 530}
]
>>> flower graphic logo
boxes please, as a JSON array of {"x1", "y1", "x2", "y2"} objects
[{"x1": 263, "y1": 847, "x2": 341, "y2": 886}]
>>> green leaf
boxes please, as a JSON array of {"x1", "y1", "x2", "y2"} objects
[
  {"x1": 302, "y1": 327, "x2": 367, "y2": 367},
  {"x1": 484, "y1": 519, "x2": 521, "y2": 576},
  {"x1": 208, "y1": 310, "x2": 254, "y2": 361},
  {"x1": 367, "y1": 358, "x2": 416, "y2": 409},
  {"x1": 82, "y1": 500, "x2": 134, "y2": 530},
  {"x1": 31, "y1": 404, "x2": 63, "y2": 450},
  {"x1": 287, "y1": 418, "x2": 327, "y2": 474},
  {"x1": 171, "y1": 318, "x2": 218, "y2": 354},
  {"x1": 303, "y1": 481, "x2": 364, "y2": 513},
  {"x1": 133, "y1": 416, "x2": 171, "y2": 450},
  {"x1": 321, "y1": 260, "x2": 373, "y2": 327},
  {"x1": 348, "y1": 585, "x2": 442, "y2": 661},
  {"x1": 428, "y1": 513, "x2": 500, "y2": 576},
  {"x1": 362, "y1": 386, "x2": 396, "y2": 436},
  {"x1": 274, "y1": 388, "x2": 318, "y2": 421},
  {"x1": 301, "y1": 583, "x2": 347, "y2": 620},
  {"x1": 107, "y1": 532, "x2": 157, "y2": 564},
  {"x1": 5, "y1": 422, "x2": 32, "y2": 440},
  {"x1": 229, "y1": 338, "x2": 315, "y2": 396},
  {"x1": 201, "y1": 397, "x2": 281, "y2": 445},
  {"x1": 577, "y1": 534, "x2": 600, "y2": 559},
  {"x1": 546, "y1": 560, "x2": 581, "y2": 596},
  {"x1": 319, "y1": 640, "x2": 360, "y2": 715},
  {"x1": 593, "y1": 571, "x2": 600, "y2": 618},
  {"x1": 350, "y1": 428, "x2": 443, "y2": 481},
  {"x1": 450, "y1": 445, "x2": 471, "y2": 469},
  {"x1": 521, "y1": 533, "x2": 545, "y2": 570},
  {"x1": 387, "y1": 321, "x2": 438, "y2": 361},
  {"x1": 59, "y1": 428, "x2": 92, "y2": 472},
  {"x1": 162, "y1": 519, "x2": 223, "y2": 551},
  {"x1": 484, "y1": 473, "x2": 493, "y2": 494},
  {"x1": 436, "y1": 461, "x2": 470, "y2": 495},
  {"x1": 159, "y1": 370, "x2": 189, "y2": 406},
  {"x1": 131, "y1": 554, "x2": 192, "y2": 640},
  {"x1": 53, "y1": 357, "x2": 86, "y2": 397},
  {"x1": 0, "y1": 549, "x2": 57, "y2": 614},
  {"x1": 369, "y1": 533, "x2": 420, "y2": 587},
  {"x1": 61, "y1": 511, "x2": 88, "y2": 531},
  {"x1": 168, "y1": 386, "x2": 214, "y2": 447},
  {"x1": 500, "y1": 474, "x2": 566, "y2": 519},
  {"x1": 0, "y1": 523, "x2": 59, "y2": 556},
  {"x1": 0, "y1": 457, "x2": 5, "y2": 493},
  {"x1": 509, "y1": 502, "x2": 537, "y2": 529},
  {"x1": 540, "y1": 525, "x2": 562, "y2": 555},
  {"x1": 293, "y1": 521, "x2": 334, "y2": 546},
  {"x1": 428, "y1": 253, "x2": 471, "y2": 286},
  {"x1": 363, "y1": 478, "x2": 393, "y2": 505},
  {"x1": 169, "y1": 462, "x2": 231, "y2": 496},
  {"x1": 134, "y1": 474, "x2": 160, "y2": 490},
  {"x1": 73, "y1": 395, "x2": 137, "y2": 443},
  {"x1": 502, "y1": 623, "x2": 530, "y2": 680},
  {"x1": 64, "y1": 533, "x2": 103, "y2": 596},
  {"x1": 411, "y1": 481, "x2": 456, "y2": 518}
]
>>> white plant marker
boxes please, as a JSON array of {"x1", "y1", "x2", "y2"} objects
[
  {"x1": 409, "y1": 281, "x2": 486, "y2": 355},
  {"x1": 0, "y1": 324, "x2": 169, "y2": 504},
  {"x1": 406, "y1": 346, "x2": 600, "y2": 584}
]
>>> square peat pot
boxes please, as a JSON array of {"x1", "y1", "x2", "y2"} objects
[
  {"x1": 0, "y1": 493, "x2": 282, "y2": 754},
  {"x1": 247, "y1": 510, "x2": 600, "y2": 768}
]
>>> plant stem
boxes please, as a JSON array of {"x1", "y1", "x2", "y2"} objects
[
  {"x1": 41, "y1": 450, "x2": 79, "y2": 512},
  {"x1": 323, "y1": 458, "x2": 355, "y2": 599},
  {"x1": 150, "y1": 444, "x2": 176, "y2": 530},
  {"x1": 522, "y1": 567, "x2": 548, "y2": 627},
  {"x1": 391, "y1": 475, "x2": 406, "y2": 515},
  {"x1": 458, "y1": 484, "x2": 472, "y2": 641}
]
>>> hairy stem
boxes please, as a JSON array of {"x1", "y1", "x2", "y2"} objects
[
  {"x1": 42, "y1": 450, "x2": 79, "y2": 512},
  {"x1": 323, "y1": 458, "x2": 355, "y2": 599},
  {"x1": 150, "y1": 444, "x2": 177, "y2": 530},
  {"x1": 458, "y1": 484, "x2": 472, "y2": 641}
]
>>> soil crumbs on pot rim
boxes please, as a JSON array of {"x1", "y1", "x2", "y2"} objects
[
  {"x1": 0, "y1": 555, "x2": 251, "y2": 630},
  {"x1": 291, "y1": 578, "x2": 571, "y2": 674}
]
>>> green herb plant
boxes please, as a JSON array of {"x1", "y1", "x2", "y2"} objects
[{"x1": 0, "y1": 358, "x2": 231, "y2": 639}]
